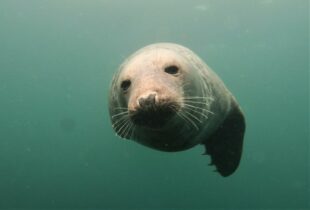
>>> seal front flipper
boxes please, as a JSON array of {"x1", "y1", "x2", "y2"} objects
[{"x1": 203, "y1": 101, "x2": 246, "y2": 177}]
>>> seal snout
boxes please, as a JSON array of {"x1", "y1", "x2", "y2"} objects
[
  {"x1": 137, "y1": 92, "x2": 157, "y2": 109},
  {"x1": 129, "y1": 91, "x2": 179, "y2": 129}
]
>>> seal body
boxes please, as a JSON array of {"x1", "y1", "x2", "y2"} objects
[{"x1": 109, "y1": 43, "x2": 245, "y2": 176}]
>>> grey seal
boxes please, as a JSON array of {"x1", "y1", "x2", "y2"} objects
[{"x1": 108, "y1": 43, "x2": 246, "y2": 177}]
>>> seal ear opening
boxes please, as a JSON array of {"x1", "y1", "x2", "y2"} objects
[{"x1": 203, "y1": 102, "x2": 246, "y2": 177}]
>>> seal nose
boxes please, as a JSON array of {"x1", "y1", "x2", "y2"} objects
[{"x1": 137, "y1": 93, "x2": 157, "y2": 108}]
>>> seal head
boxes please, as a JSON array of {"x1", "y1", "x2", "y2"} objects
[{"x1": 109, "y1": 43, "x2": 246, "y2": 177}]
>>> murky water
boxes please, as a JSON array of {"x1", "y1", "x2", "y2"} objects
[{"x1": 0, "y1": 0, "x2": 308, "y2": 209}]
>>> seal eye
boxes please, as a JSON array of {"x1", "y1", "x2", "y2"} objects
[
  {"x1": 120, "y1": 80, "x2": 131, "y2": 91},
  {"x1": 164, "y1": 65, "x2": 179, "y2": 75}
]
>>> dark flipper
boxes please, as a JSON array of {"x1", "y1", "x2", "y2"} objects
[{"x1": 204, "y1": 102, "x2": 246, "y2": 177}]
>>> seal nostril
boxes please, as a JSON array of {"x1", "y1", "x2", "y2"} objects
[{"x1": 138, "y1": 93, "x2": 156, "y2": 108}]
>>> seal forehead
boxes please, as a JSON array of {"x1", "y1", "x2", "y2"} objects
[{"x1": 121, "y1": 48, "x2": 184, "y2": 77}]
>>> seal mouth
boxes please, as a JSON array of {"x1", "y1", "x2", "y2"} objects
[{"x1": 129, "y1": 104, "x2": 178, "y2": 129}]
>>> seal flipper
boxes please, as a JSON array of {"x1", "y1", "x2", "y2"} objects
[{"x1": 203, "y1": 102, "x2": 246, "y2": 177}]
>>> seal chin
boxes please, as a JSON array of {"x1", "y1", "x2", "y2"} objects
[{"x1": 129, "y1": 105, "x2": 177, "y2": 129}]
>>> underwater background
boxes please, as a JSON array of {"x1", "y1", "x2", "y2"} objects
[{"x1": 0, "y1": 0, "x2": 308, "y2": 209}]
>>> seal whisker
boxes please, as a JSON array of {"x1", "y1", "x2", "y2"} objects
[
  {"x1": 176, "y1": 112, "x2": 185, "y2": 123},
  {"x1": 175, "y1": 112, "x2": 192, "y2": 129},
  {"x1": 182, "y1": 100, "x2": 210, "y2": 106},
  {"x1": 181, "y1": 82, "x2": 191, "y2": 89},
  {"x1": 117, "y1": 119, "x2": 131, "y2": 138},
  {"x1": 113, "y1": 107, "x2": 128, "y2": 111},
  {"x1": 126, "y1": 122, "x2": 136, "y2": 139},
  {"x1": 183, "y1": 96, "x2": 213, "y2": 99},
  {"x1": 183, "y1": 104, "x2": 214, "y2": 115},
  {"x1": 178, "y1": 111, "x2": 199, "y2": 130},
  {"x1": 112, "y1": 116, "x2": 129, "y2": 130},
  {"x1": 111, "y1": 111, "x2": 129, "y2": 119},
  {"x1": 121, "y1": 121, "x2": 130, "y2": 138},
  {"x1": 183, "y1": 96, "x2": 214, "y2": 101},
  {"x1": 123, "y1": 121, "x2": 134, "y2": 139},
  {"x1": 181, "y1": 109, "x2": 203, "y2": 123},
  {"x1": 182, "y1": 106, "x2": 209, "y2": 119},
  {"x1": 169, "y1": 104, "x2": 202, "y2": 129},
  {"x1": 168, "y1": 104, "x2": 179, "y2": 112}
]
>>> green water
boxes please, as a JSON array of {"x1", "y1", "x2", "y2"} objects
[{"x1": 0, "y1": 0, "x2": 308, "y2": 209}]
